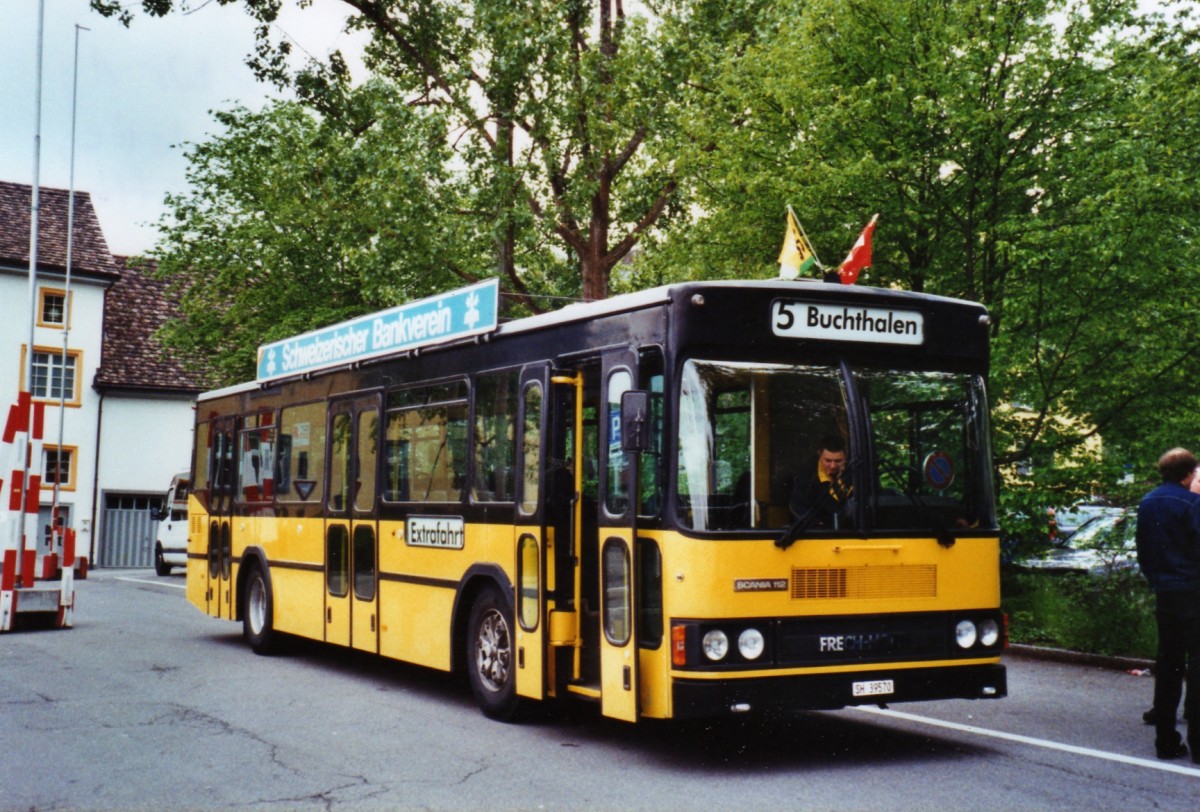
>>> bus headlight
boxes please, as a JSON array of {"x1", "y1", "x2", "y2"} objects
[
  {"x1": 978, "y1": 618, "x2": 1000, "y2": 647},
  {"x1": 738, "y1": 628, "x2": 765, "y2": 660},
  {"x1": 702, "y1": 629, "x2": 729, "y2": 661},
  {"x1": 955, "y1": 620, "x2": 977, "y2": 649}
]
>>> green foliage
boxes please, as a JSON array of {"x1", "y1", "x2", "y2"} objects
[
  {"x1": 100, "y1": 0, "x2": 728, "y2": 366},
  {"x1": 652, "y1": 0, "x2": 1200, "y2": 510},
  {"x1": 151, "y1": 82, "x2": 464, "y2": 384},
  {"x1": 1003, "y1": 570, "x2": 1156, "y2": 658},
  {"x1": 288, "y1": 0, "x2": 697, "y2": 302}
]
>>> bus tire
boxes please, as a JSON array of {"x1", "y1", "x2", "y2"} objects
[
  {"x1": 243, "y1": 563, "x2": 278, "y2": 656},
  {"x1": 466, "y1": 587, "x2": 523, "y2": 721}
]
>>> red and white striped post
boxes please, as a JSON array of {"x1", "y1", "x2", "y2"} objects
[{"x1": 0, "y1": 391, "x2": 71, "y2": 630}]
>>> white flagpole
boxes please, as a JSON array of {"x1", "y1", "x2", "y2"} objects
[
  {"x1": 53, "y1": 24, "x2": 89, "y2": 534},
  {"x1": 16, "y1": 0, "x2": 47, "y2": 579}
]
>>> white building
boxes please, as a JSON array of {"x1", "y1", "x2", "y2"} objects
[
  {"x1": 0, "y1": 181, "x2": 209, "y2": 570},
  {"x1": 93, "y1": 255, "x2": 210, "y2": 567}
]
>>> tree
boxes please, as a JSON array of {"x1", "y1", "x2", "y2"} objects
[
  {"x1": 653, "y1": 0, "x2": 1200, "y2": 508},
  {"x1": 95, "y1": 0, "x2": 700, "y2": 304},
  {"x1": 152, "y1": 82, "x2": 462, "y2": 383}
]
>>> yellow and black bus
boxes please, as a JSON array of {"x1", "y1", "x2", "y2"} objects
[{"x1": 187, "y1": 278, "x2": 1006, "y2": 722}]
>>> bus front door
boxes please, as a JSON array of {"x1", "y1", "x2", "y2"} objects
[
  {"x1": 547, "y1": 369, "x2": 584, "y2": 699},
  {"x1": 514, "y1": 364, "x2": 549, "y2": 702},
  {"x1": 325, "y1": 395, "x2": 381, "y2": 653},
  {"x1": 597, "y1": 352, "x2": 639, "y2": 722}
]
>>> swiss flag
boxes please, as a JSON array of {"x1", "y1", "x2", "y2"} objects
[{"x1": 838, "y1": 214, "x2": 878, "y2": 285}]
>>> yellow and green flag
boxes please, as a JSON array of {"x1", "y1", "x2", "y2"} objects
[{"x1": 778, "y1": 208, "x2": 818, "y2": 280}]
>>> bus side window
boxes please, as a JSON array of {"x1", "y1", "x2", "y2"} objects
[
  {"x1": 519, "y1": 382, "x2": 542, "y2": 515},
  {"x1": 384, "y1": 382, "x2": 468, "y2": 503},
  {"x1": 215, "y1": 429, "x2": 235, "y2": 497},
  {"x1": 473, "y1": 370, "x2": 519, "y2": 503},
  {"x1": 383, "y1": 414, "x2": 410, "y2": 502},
  {"x1": 355, "y1": 409, "x2": 378, "y2": 512},
  {"x1": 193, "y1": 420, "x2": 210, "y2": 504},
  {"x1": 605, "y1": 369, "x2": 632, "y2": 515},
  {"x1": 238, "y1": 422, "x2": 276, "y2": 504},
  {"x1": 275, "y1": 434, "x2": 292, "y2": 494},
  {"x1": 277, "y1": 401, "x2": 326, "y2": 504},
  {"x1": 638, "y1": 348, "x2": 665, "y2": 519},
  {"x1": 329, "y1": 412, "x2": 353, "y2": 512}
]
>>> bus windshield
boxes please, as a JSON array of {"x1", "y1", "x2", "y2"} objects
[{"x1": 675, "y1": 359, "x2": 995, "y2": 534}]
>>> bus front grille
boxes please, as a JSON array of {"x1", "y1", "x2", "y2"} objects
[{"x1": 791, "y1": 565, "x2": 937, "y2": 600}]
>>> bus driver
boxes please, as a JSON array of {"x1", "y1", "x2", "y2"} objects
[{"x1": 790, "y1": 433, "x2": 853, "y2": 529}]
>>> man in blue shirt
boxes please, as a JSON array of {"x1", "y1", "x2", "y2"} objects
[{"x1": 1135, "y1": 448, "x2": 1200, "y2": 761}]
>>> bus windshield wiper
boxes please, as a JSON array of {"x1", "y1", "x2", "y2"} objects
[{"x1": 775, "y1": 505, "x2": 823, "y2": 550}]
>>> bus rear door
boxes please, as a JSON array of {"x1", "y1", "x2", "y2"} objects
[
  {"x1": 325, "y1": 394, "x2": 381, "y2": 653},
  {"x1": 207, "y1": 417, "x2": 236, "y2": 620}
]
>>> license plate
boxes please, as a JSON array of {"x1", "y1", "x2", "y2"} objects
[{"x1": 852, "y1": 679, "x2": 894, "y2": 697}]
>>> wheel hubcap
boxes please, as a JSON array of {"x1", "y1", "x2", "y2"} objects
[
  {"x1": 475, "y1": 608, "x2": 511, "y2": 693},
  {"x1": 248, "y1": 578, "x2": 265, "y2": 635}
]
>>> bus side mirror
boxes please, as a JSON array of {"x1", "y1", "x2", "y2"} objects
[{"x1": 621, "y1": 390, "x2": 651, "y2": 454}]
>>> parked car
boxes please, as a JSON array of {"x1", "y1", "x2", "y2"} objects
[
  {"x1": 1017, "y1": 510, "x2": 1138, "y2": 575},
  {"x1": 1049, "y1": 502, "x2": 1124, "y2": 540},
  {"x1": 154, "y1": 472, "x2": 189, "y2": 576}
]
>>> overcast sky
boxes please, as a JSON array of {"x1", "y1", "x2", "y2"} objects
[{"x1": 1, "y1": 0, "x2": 365, "y2": 257}]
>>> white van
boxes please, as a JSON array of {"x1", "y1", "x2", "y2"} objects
[{"x1": 154, "y1": 472, "x2": 189, "y2": 575}]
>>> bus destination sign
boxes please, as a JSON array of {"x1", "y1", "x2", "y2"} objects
[
  {"x1": 772, "y1": 299, "x2": 924, "y2": 346},
  {"x1": 256, "y1": 279, "x2": 500, "y2": 382}
]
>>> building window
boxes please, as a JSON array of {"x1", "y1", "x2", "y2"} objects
[
  {"x1": 38, "y1": 288, "x2": 68, "y2": 328},
  {"x1": 43, "y1": 446, "x2": 77, "y2": 491},
  {"x1": 26, "y1": 348, "x2": 81, "y2": 405}
]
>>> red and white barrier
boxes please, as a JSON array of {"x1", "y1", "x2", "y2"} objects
[{"x1": 0, "y1": 391, "x2": 75, "y2": 631}]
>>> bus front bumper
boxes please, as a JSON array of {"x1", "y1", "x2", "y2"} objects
[{"x1": 671, "y1": 662, "x2": 1007, "y2": 720}]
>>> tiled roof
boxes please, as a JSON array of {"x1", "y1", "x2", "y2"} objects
[
  {"x1": 94, "y1": 256, "x2": 215, "y2": 394},
  {"x1": 0, "y1": 180, "x2": 120, "y2": 279}
]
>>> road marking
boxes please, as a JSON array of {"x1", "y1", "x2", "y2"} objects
[
  {"x1": 852, "y1": 705, "x2": 1200, "y2": 777},
  {"x1": 114, "y1": 575, "x2": 186, "y2": 590}
]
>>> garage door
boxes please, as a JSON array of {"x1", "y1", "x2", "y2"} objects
[{"x1": 99, "y1": 493, "x2": 164, "y2": 568}]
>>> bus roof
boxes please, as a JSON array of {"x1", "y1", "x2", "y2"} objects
[{"x1": 198, "y1": 279, "x2": 985, "y2": 402}]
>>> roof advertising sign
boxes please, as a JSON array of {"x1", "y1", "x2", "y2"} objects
[{"x1": 256, "y1": 278, "x2": 499, "y2": 383}]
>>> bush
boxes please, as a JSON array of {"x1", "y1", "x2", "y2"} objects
[{"x1": 1002, "y1": 569, "x2": 1157, "y2": 659}]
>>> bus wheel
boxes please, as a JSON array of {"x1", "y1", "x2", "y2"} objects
[
  {"x1": 243, "y1": 564, "x2": 278, "y2": 655},
  {"x1": 466, "y1": 588, "x2": 522, "y2": 721}
]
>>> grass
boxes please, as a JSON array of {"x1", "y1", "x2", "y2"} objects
[{"x1": 1001, "y1": 568, "x2": 1157, "y2": 659}]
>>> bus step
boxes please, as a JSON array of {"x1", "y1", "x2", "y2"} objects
[{"x1": 565, "y1": 682, "x2": 601, "y2": 700}]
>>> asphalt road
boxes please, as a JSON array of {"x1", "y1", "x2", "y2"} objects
[{"x1": 2, "y1": 570, "x2": 1197, "y2": 811}]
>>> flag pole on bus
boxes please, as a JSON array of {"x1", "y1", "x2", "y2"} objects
[{"x1": 778, "y1": 206, "x2": 823, "y2": 280}]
